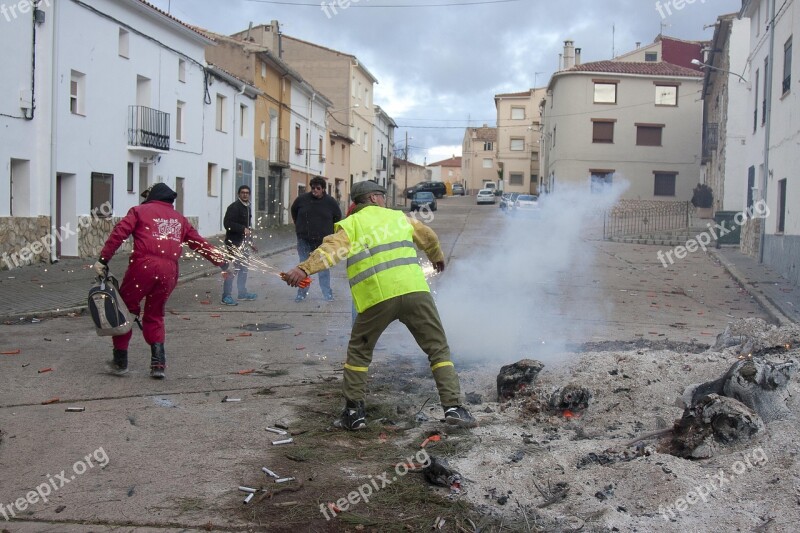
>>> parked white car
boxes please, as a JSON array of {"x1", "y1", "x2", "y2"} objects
[
  {"x1": 514, "y1": 194, "x2": 539, "y2": 210},
  {"x1": 476, "y1": 189, "x2": 496, "y2": 205}
]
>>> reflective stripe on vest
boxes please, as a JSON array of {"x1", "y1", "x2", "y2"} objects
[{"x1": 336, "y1": 207, "x2": 430, "y2": 312}]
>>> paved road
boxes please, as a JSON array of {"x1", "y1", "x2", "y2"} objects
[{"x1": 0, "y1": 194, "x2": 788, "y2": 531}]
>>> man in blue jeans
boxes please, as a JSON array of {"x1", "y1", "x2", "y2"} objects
[
  {"x1": 290, "y1": 176, "x2": 342, "y2": 302},
  {"x1": 221, "y1": 185, "x2": 258, "y2": 305}
]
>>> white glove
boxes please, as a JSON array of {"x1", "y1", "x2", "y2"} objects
[{"x1": 93, "y1": 261, "x2": 107, "y2": 277}]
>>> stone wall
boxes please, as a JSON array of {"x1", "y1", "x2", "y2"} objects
[
  {"x1": 1, "y1": 215, "x2": 205, "y2": 270},
  {"x1": 78, "y1": 216, "x2": 132, "y2": 259},
  {"x1": 0, "y1": 217, "x2": 53, "y2": 270}
]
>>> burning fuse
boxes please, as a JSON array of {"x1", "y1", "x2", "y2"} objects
[{"x1": 271, "y1": 438, "x2": 293, "y2": 446}]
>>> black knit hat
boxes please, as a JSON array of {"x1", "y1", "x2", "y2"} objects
[{"x1": 145, "y1": 183, "x2": 177, "y2": 204}]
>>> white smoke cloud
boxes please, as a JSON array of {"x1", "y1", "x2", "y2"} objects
[{"x1": 436, "y1": 181, "x2": 628, "y2": 365}]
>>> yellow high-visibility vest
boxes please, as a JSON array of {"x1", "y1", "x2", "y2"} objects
[{"x1": 336, "y1": 207, "x2": 429, "y2": 313}]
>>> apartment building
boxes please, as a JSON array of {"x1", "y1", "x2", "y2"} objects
[
  {"x1": 0, "y1": 0, "x2": 258, "y2": 266},
  {"x1": 494, "y1": 89, "x2": 545, "y2": 194},
  {"x1": 230, "y1": 22, "x2": 379, "y2": 190},
  {"x1": 541, "y1": 40, "x2": 704, "y2": 200},
  {"x1": 739, "y1": 0, "x2": 799, "y2": 283},
  {"x1": 461, "y1": 125, "x2": 498, "y2": 194}
]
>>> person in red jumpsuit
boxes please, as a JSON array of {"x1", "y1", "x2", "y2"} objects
[{"x1": 94, "y1": 183, "x2": 225, "y2": 379}]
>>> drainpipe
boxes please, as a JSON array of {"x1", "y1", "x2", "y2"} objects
[
  {"x1": 48, "y1": 0, "x2": 60, "y2": 263},
  {"x1": 759, "y1": 0, "x2": 776, "y2": 264}
]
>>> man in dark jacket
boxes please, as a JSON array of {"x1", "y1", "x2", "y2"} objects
[
  {"x1": 290, "y1": 176, "x2": 342, "y2": 301},
  {"x1": 221, "y1": 185, "x2": 257, "y2": 306},
  {"x1": 94, "y1": 183, "x2": 225, "y2": 379}
]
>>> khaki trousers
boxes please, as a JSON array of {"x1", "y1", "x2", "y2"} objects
[{"x1": 343, "y1": 291, "x2": 461, "y2": 406}]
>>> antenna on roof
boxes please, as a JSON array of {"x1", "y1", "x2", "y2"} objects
[
  {"x1": 245, "y1": 22, "x2": 253, "y2": 42},
  {"x1": 612, "y1": 24, "x2": 616, "y2": 58}
]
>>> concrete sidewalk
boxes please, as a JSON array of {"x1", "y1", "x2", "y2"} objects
[
  {"x1": 711, "y1": 246, "x2": 800, "y2": 325},
  {"x1": 0, "y1": 225, "x2": 299, "y2": 322}
]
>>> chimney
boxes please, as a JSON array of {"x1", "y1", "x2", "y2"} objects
[
  {"x1": 575, "y1": 47, "x2": 582, "y2": 65},
  {"x1": 636, "y1": 41, "x2": 641, "y2": 49},
  {"x1": 562, "y1": 40, "x2": 575, "y2": 69}
]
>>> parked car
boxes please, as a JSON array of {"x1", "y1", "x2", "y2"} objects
[
  {"x1": 406, "y1": 181, "x2": 447, "y2": 199},
  {"x1": 512, "y1": 194, "x2": 540, "y2": 217},
  {"x1": 451, "y1": 183, "x2": 465, "y2": 196},
  {"x1": 499, "y1": 192, "x2": 520, "y2": 210},
  {"x1": 410, "y1": 191, "x2": 437, "y2": 212},
  {"x1": 515, "y1": 194, "x2": 539, "y2": 209},
  {"x1": 476, "y1": 189, "x2": 496, "y2": 205}
]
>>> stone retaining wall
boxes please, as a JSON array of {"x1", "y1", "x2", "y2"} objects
[
  {"x1": 0, "y1": 217, "x2": 53, "y2": 270},
  {"x1": 1, "y1": 215, "x2": 203, "y2": 270}
]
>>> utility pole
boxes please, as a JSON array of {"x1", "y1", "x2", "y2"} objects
[{"x1": 403, "y1": 131, "x2": 409, "y2": 208}]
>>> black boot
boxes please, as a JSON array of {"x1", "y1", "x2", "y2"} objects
[
  {"x1": 150, "y1": 343, "x2": 166, "y2": 379},
  {"x1": 107, "y1": 349, "x2": 129, "y2": 376},
  {"x1": 333, "y1": 399, "x2": 366, "y2": 430}
]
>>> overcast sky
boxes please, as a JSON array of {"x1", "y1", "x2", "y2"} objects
[{"x1": 149, "y1": 0, "x2": 741, "y2": 164}]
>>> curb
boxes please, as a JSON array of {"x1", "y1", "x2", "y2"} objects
[
  {"x1": 709, "y1": 249, "x2": 794, "y2": 327},
  {"x1": 0, "y1": 244, "x2": 296, "y2": 323}
]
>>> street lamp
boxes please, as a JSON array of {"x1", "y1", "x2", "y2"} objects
[{"x1": 691, "y1": 59, "x2": 748, "y2": 83}]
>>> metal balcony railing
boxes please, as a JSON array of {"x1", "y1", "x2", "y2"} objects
[
  {"x1": 268, "y1": 137, "x2": 289, "y2": 166},
  {"x1": 128, "y1": 106, "x2": 170, "y2": 151}
]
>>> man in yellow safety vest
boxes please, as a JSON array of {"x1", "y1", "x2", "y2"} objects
[{"x1": 282, "y1": 180, "x2": 476, "y2": 430}]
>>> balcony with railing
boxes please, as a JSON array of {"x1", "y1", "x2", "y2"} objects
[
  {"x1": 128, "y1": 105, "x2": 170, "y2": 151},
  {"x1": 268, "y1": 137, "x2": 290, "y2": 166}
]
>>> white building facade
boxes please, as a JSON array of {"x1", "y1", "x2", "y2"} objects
[
  {"x1": 0, "y1": 0, "x2": 256, "y2": 266},
  {"x1": 740, "y1": 0, "x2": 800, "y2": 283},
  {"x1": 373, "y1": 106, "x2": 396, "y2": 189},
  {"x1": 289, "y1": 80, "x2": 332, "y2": 192}
]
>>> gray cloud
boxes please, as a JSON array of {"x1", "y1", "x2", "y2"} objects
[{"x1": 152, "y1": 0, "x2": 740, "y2": 161}]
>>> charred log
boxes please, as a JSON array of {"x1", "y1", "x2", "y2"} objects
[
  {"x1": 682, "y1": 358, "x2": 796, "y2": 423},
  {"x1": 497, "y1": 359, "x2": 544, "y2": 401},
  {"x1": 668, "y1": 394, "x2": 764, "y2": 459},
  {"x1": 549, "y1": 384, "x2": 592, "y2": 413}
]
